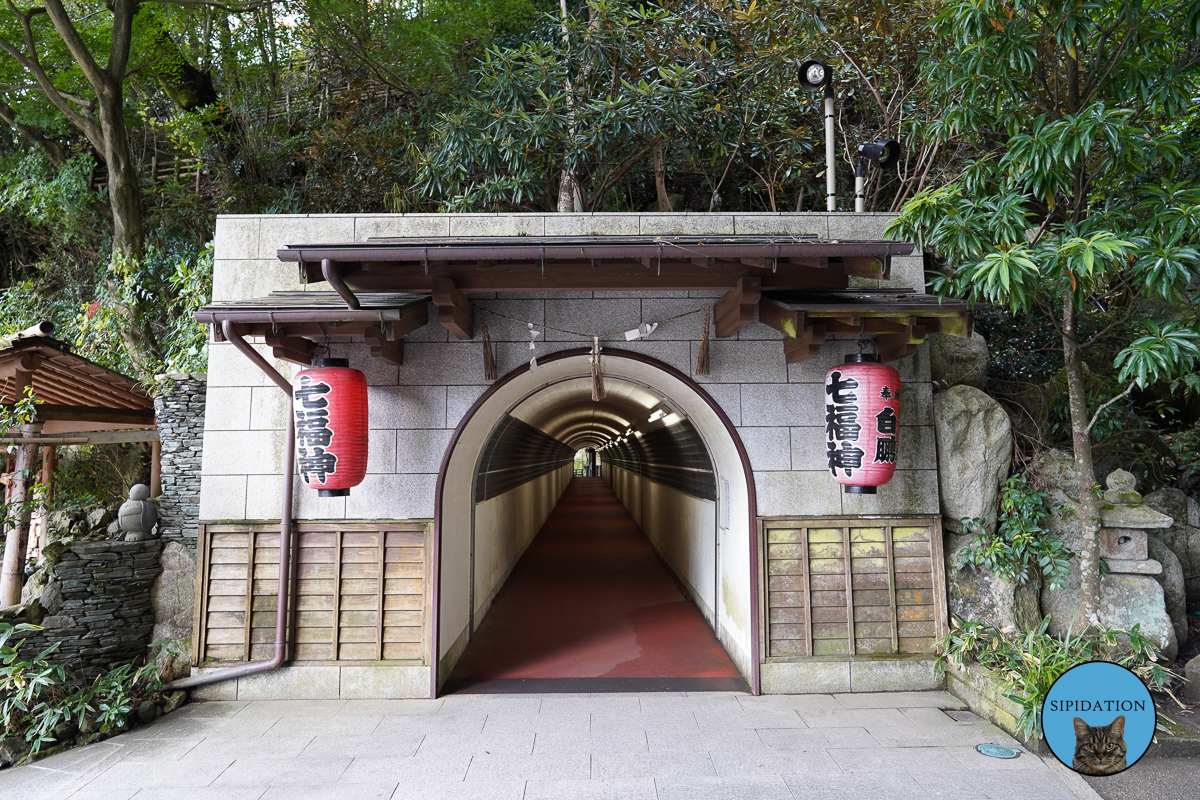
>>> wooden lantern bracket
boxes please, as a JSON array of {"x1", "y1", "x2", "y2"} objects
[{"x1": 759, "y1": 297, "x2": 969, "y2": 365}]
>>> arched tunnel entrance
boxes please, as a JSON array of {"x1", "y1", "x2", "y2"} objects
[{"x1": 434, "y1": 350, "x2": 758, "y2": 695}]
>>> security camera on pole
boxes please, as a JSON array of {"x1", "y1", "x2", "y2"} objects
[
  {"x1": 855, "y1": 139, "x2": 902, "y2": 213},
  {"x1": 799, "y1": 60, "x2": 835, "y2": 211}
]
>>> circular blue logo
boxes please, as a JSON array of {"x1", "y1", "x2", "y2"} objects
[{"x1": 1042, "y1": 661, "x2": 1156, "y2": 776}]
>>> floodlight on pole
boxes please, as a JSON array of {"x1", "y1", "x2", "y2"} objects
[
  {"x1": 854, "y1": 139, "x2": 901, "y2": 213},
  {"x1": 799, "y1": 60, "x2": 835, "y2": 212}
]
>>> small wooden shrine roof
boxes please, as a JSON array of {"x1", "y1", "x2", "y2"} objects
[{"x1": 0, "y1": 333, "x2": 155, "y2": 433}]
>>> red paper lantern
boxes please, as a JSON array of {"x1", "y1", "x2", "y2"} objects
[
  {"x1": 825, "y1": 354, "x2": 900, "y2": 494},
  {"x1": 293, "y1": 358, "x2": 368, "y2": 497}
]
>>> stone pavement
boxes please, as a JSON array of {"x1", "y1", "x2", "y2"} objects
[{"x1": 0, "y1": 690, "x2": 1100, "y2": 800}]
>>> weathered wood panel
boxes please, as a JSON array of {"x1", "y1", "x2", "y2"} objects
[
  {"x1": 194, "y1": 521, "x2": 431, "y2": 666},
  {"x1": 759, "y1": 517, "x2": 945, "y2": 662}
]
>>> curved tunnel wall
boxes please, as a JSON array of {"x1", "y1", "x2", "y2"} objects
[
  {"x1": 472, "y1": 413, "x2": 576, "y2": 628},
  {"x1": 599, "y1": 418, "x2": 720, "y2": 629},
  {"x1": 438, "y1": 352, "x2": 756, "y2": 692}
]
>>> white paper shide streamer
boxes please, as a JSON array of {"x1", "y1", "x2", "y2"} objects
[{"x1": 528, "y1": 322, "x2": 542, "y2": 372}]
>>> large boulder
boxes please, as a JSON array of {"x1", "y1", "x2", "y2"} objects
[
  {"x1": 929, "y1": 331, "x2": 990, "y2": 390},
  {"x1": 1146, "y1": 536, "x2": 1188, "y2": 647},
  {"x1": 945, "y1": 532, "x2": 1043, "y2": 633},
  {"x1": 1099, "y1": 574, "x2": 1178, "y2": 663},
  {"x1": 1044, "y1": 563, "x2": 1178, "y2": 661},
  {"x1": 150, "y1": 541, "x2": 196, "y2": 664},
  {"x1": 1186, "y1": 655, "x2": 1200, "y2": 702},
  {"x1": 934, "y1": 385, "x2": 1012, "y2": 533},
  {"x1": 1143, "y1": 488, "x2": 1200, "y2": 606}
]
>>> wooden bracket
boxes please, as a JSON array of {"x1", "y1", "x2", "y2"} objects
[
  {"x1": 713, "y1": 277, "x2": 761, "y2": 338},
  {"x1": 783, "y1": 324, "x2": 827, "y2": 363},
  {"x1": 431, "y1": 278, "x2": 474, "y2": 340},
  {"x1": 875, "y1": 332, "x2": 918, "y2": 362},
  {"x1": 389, "y1": 301, "x2": 430, "y2": 339},
  {"x1": 265, "y1": 334, "x2": 315, "y2": 366},
  {"x1": 364, "y1": 325, "x2": 404, "y2": 366}
]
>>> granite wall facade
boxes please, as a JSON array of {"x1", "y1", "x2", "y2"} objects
[{"x1": 201, "y1": 212, "x2": 938, "y2": 525}]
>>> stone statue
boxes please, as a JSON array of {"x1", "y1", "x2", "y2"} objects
[{"x1": 118, "y1": 484, "x2": 158, "y2": 542}]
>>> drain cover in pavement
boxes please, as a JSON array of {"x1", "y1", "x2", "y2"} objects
[{"x1": 975, "y1": 743, "x2": 1021, "y2": 759}]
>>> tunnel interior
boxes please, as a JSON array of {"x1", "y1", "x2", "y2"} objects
[{"x1": 446, "y1": 374, "x2": 746, "y2": 691}]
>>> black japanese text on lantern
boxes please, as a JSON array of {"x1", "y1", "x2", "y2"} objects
[
  {"x1": 295, "y1": 374, "x2": 337, "y2": 483},
  {"x1": 825, "y1": 370, "x2": 863, "y2": 478}
]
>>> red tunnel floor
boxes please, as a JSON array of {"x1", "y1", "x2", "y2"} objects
[{"x1": 444, "y1": 478, "x2": 747, "y2": 694}]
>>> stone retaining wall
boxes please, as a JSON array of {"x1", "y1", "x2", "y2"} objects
[
  {"x1": 153, "y1": 374, "x2": 206, "y2": 552},
  {"x1": 2, "y1": 539, "x2": 164, "y2": 676}
]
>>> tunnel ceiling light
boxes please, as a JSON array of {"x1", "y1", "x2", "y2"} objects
[
  {"x1": 624, "y1": 322, "x2": 659, "y2": 341},
  {"x1": 661, "y1": 412, "x2": 684, "y2": 426},
  {"x1": 648, "y1": 408, "x2": 667, "y2": 423}
]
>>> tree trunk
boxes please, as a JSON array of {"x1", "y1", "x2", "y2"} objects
[
  {"x1": 557, "y1": 169, "x2": 583, "y2": 212},
  {"x1": 97, "y1": 89, "x2": 157, "y2": 379},
  {"x1": 1062, "y1": 289, "x2": 1101, "y2": 629},
  {"x1": 654, "y1": 142, "x2": 673, "y2": 212}
]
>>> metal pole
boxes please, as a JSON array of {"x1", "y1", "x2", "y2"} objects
[
  {"x1": 825, "y1": 89, "x2": 836, "y2": 212},
  {"x1": 165, "y1": 323, "x2": 295, "y2": 691},
  {"x1": 855, "y1": 159, "x2": 865, "y2": 213}
]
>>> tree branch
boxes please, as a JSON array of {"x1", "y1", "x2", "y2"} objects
[
  {"x1": 0, "y1": 96, "x2": 64, "y2": 164},
  {"x1": 1086, "y1": 381, "x2": 1135, "y2": 435},
  {"x1": 39, "y1": 0, "x2": 111, "y2": 94},
  {"x1": 0, "y1": 22, "x2": 102, "y2": 147}
]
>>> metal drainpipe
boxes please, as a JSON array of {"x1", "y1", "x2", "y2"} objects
[{"x1": 165, "y1": 321, "x2": 295, "y2": 691}]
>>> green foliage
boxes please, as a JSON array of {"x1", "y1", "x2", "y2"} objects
[
  {"x1": 958, "y1": 475, "x2": 1074, "y2": 590},
  {"x1": 0, "y1": 151, "x2": 98, "y2": 244},
  {"x1": 1115, "y1": 321, "x2": 1200, "y2": 390},
  {"x1": 1, "y1": 624, "x2": 175, "y2": 755},
  {"x1": 936, "y1": 616, "x2": 1174, "y2": 742}
]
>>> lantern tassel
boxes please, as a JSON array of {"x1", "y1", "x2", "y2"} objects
[
  {"x1": 695, "y1": 306, "x2": 711, "y2": 376},
  {"x1": 590, "y1": 336, "x2": 605, "y2": 401},
  {"x1": 480, "y1": 313, "x2": 497, "y2": 382}
]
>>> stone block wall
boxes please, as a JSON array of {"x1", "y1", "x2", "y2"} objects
[
  {"x1": 3, "y1": 540, "x2": 164, "y2": 676},
  {"x1": 154, "y1": 374, "x2": 207, "y2": 551},
  {"x1": 201, "y1": 213, "x2": 939, "y2": 523}
]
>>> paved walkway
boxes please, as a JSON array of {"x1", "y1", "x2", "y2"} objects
[
  {"x1": 450, "y1": 478, "x2": 740, "y2": 688},
  {"x1": 0, "y1": 690, "x2": 1100, "y2": 800}
]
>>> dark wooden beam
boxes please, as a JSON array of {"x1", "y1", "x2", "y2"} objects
[
  {"x1": 364, "y1": 325, "x2": 404, "y2": 366},
  {"x1": 386, "y1": 301, "x2": 429, "y2": 339},
  {"x1": 758, "y1": 299, "x2": 801, "y2": 337},
  {"x1": 265, "y1": 334, "x2": 315, "y2": 366},
  {"x1": 875, "y1": 332, "x2": 919, "y2": 362},
  {"x1": 783, "y1": 324, "x2": 827, "y2": 363},
  {"x1": 431, "y1": 278, "x2": 474, "y2": 340},
  {"x1": 713, "y1": 278, "x2": 761, "y2": 338},
  {"x1": 819, "y1": 317, "x2": 909, "y2": 335},
  {"x1": 330, "y1": 262, "x2": 849, "y2": 293},
  {"x1": 15, "y1": 404, "x2": 156, "y2": 425}
]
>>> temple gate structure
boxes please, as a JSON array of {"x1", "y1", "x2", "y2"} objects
[{"x1": 188, "y1": 212, "x2": 969, "y2": 700}]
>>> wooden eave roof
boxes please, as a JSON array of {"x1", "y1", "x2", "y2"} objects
[
  {"x1": 0, "y1": 336, "x2": 154, "y2": 427},
  {"x1": 276, "y1": 235, "x2": 914, "y2": 293}
]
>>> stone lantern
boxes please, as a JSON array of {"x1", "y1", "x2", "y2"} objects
[{"x1": 1095, "y1": 469, "x2": 1178, "y2": 660}]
